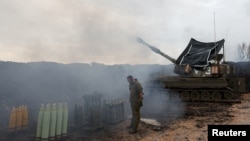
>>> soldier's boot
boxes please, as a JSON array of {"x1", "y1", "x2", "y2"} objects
[
  {"x1": 129, "y1": 123, "x2": 138, "y2": 134},
  {"x1": 129, "y1": 128, "x2": 137, "y2": 134},
  {"x1": 126, "y1": 125, "x2": 132, "y2": 129}
]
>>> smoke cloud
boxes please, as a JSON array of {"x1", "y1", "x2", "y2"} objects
[{"x1": 0, "y1": 0, "x2": 249, "y2": 64}]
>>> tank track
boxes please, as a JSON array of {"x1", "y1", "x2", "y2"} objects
[{"x1": 147, "y1": 88, "x2": 241, "y2": 103}]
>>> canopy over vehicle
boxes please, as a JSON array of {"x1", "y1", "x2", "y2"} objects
[{"x1": 176, "y1": 38, "x2": 225, "y2": 70}]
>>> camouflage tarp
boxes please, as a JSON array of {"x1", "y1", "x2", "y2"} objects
[{"x1": 176, "y1": 38, "x2": 225, "y2": 69}]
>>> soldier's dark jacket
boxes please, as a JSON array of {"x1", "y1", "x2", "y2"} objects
[{"x1": 129, "y1": 80, "x2": 142, "y2": 102}]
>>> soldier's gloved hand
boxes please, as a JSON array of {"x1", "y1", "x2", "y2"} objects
[{"x1": 139, "y1": 93, "x2": 144, "y2": 100}]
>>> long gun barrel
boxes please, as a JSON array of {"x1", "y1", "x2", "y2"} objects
[{"x1": 136, "y1": 37, "x2": 176, "y2": 64}]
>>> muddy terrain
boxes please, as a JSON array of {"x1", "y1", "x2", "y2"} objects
[{"x1": 76, "y1": 94, "x2": 250, "y2": 141}]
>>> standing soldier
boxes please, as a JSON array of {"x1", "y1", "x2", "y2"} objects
[{"x1": 126, "y1": 75, "x2": 143, "y2": 134}]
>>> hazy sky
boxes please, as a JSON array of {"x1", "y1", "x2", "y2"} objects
[{"x1": 0, "y1": 0, "x2": 249, "y2": 65}]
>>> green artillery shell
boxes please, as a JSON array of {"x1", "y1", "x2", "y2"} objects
[
  {"x1": 62, "y1": 102, "x2": 68, "y2": 137},
  {"x1": 55, "y1": 102, "x2": 63, "y2": 139},
  {"x1": 36, "y1": 103, "x2": 45, "y2": 138},
  {"x1": 49, "y1": 103, "x2": 57, "y2": 140},
  {"x1": 41, "y1": 103, "x2": 51, "y2": 140}
]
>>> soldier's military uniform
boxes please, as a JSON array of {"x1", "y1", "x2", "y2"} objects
[{"x1": 128, "y1": 78, "x2": 143, "y2": 133}]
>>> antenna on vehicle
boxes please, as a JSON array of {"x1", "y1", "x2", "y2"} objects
[
  {"x1": 213, "y1": 12, "x2": 216, "y2": 42},
  {"x1": 213, "y1": 12, "x2": 219, "y2": 64},
  {"x1": 214, "y1": 12, "x2": 226, "y2": 63}
]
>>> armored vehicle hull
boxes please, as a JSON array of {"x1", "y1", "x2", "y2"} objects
[{"x1": 144, "y1": 76, "x2": 245, "y2": 103}]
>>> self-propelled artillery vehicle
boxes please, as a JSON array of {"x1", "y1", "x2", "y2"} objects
[{"x1": 137, "y1": 37, "x2": 246, "y2": 102}]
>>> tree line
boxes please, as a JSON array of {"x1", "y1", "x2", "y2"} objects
[{"x1": 237, "y1": 43, "x2": 250, "y2": 61}]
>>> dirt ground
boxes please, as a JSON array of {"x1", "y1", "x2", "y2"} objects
[
  {"x1": 78, "y1": 94, "x2": 250, "y2": 141},
  {"x1": 1, "y1": 94, "x2": 250, "y2": 141}
]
